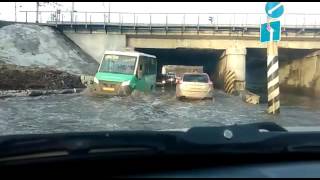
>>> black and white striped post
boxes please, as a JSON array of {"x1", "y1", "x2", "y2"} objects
[
  {"x1": 264, "y1": 2, "x2": 284, "y2": 114},
  {"x1": 267, "y1": 40, "x2": 280, "y2": 114}
]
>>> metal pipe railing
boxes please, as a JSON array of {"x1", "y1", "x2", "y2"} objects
[
  {"x1": 17, "y1": 11, "x2": 320, "y2": 28},
  {"x1": 18, "y1": 10, "x2": 320, "y2": 15}
]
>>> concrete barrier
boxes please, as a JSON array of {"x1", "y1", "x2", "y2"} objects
[{"x1": 240, "y1": 90, "x2": 260, "y2": 104}]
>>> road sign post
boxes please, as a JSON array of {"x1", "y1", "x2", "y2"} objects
[
  {"x1": 262, "y1": 2, "x2": 284, "y2": 115},
  {"x1": 267, "y1": 43, "x2": 280, "y2": 115}
]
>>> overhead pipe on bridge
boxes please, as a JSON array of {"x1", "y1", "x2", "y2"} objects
[{"x1": 17, "y1": 11, "x2": 320, "y2": 28}]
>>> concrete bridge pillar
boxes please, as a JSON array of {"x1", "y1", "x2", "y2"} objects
[{"x1": 216, "y1": 47, "x2": 247, "y2": 91}]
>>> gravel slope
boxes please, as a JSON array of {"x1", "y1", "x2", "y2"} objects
[{"x1": 0, "y1": 24, "x2": 98, "y2": 75}]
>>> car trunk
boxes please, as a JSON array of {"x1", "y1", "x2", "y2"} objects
[{"x1": 179, "y1": 82, "x2": 211, "y2": 92}]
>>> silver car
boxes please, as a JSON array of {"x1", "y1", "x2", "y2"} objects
[{"x1": 176, "y1": 73, "x2": 214, "y2": 100}]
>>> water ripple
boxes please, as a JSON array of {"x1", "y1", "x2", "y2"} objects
[{"x1": 0, "y1": 89, "x2": 319, "y2": 135}]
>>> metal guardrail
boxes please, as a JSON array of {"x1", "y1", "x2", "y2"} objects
[{"x1": 17, "y1": 11, "x2": 320, "y2": 28}]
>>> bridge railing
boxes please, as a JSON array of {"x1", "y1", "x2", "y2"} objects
[{"x1": 18, "y1": 11, "x2": 320, "y2": 28}]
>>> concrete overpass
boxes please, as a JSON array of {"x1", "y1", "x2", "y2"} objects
[
  {"x1": 55, "y1": 20, "x2": 320, "y2": 92},
  {"x1": 8, "y1": 11, "x2": 320, "y2": 96},
  {"x1": 15, "y1": 11, "x2": 320, "y2": 57}
]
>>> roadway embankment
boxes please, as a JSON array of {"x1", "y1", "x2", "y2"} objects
[{"x1": 0, "y1": 23, "x2": 98, "y2": 97}]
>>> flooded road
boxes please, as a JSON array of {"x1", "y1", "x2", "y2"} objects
[{"x1": 0, "y1": 87, "x2": 320, "y2": 135}]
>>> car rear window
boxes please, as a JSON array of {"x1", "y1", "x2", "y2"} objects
[{"x1": 183, "y1": 74, "x2": 209, "y2": 83}]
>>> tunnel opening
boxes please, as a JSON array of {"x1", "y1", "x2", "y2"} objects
[
  {"x1": 246, "y1": 48, "x2": 318, "y2": 103},
  {"x1": 246, "y1": 48, "x2": 268, "y2": 102},
  {"x1": 135, "y1": 48, "x2": 223, "y2": 81}
]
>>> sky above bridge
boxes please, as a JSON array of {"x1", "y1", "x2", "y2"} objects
[{"x1": 0, "y1": 2, "x2": 320, "y2": 26}]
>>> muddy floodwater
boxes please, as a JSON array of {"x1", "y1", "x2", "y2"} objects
[{"x1": 0, "y1": 87, "x2": 320, "y2": 135}]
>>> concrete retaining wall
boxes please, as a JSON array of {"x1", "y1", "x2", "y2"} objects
[
  {"x1": 279, "y1": 51, "x2": 320, "y2": 97},
  {"x1": 63, "y1": 33, "x2": 127, "y2": 62}
]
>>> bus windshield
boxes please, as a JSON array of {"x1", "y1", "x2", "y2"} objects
[{"x1": 99, "y1": 54, "x2": 137, "y2": 75}]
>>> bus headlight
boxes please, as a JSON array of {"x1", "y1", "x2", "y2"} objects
[
  {"x1": 94, "y1": 77, "x2": 99, "y2": 84},
  {"x1": 121, "y1": 80, "x2": 130, "y2": 86}
]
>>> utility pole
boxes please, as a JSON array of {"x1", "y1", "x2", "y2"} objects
[
  {"x1": 71, "y1": 2, "x2": 74, "y2": 23},
  {"x1": 108, "y1": 2, "x2": 111, "y2": 23},
  {"x1": 15, "y1": 2, "x2": 17, "y2": 22},
  {"x1": 36, "y1": 2, "x2": 39, "y2": 23}
]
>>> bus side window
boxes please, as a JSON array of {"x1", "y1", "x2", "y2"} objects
[
  {"x1": 151, "y1": 58, "x2": 156, "y2": 74},
  {"x1": 141, "y1": 56, "x2": 148, "y2": 75},
  {"x1": 148, "y1": 57, "x2": 155, "y2": 75},
  {"x1": 155, "y1": 59, "x2": 157, "y2": 74},
  {"x1": 137, "y1": 57, "x2": 143, "y2": 79},
  {"x1": 145, "y1": 58, "x2": 150, "y2": 75},
  {"x1": 139, "y1": 56, "x2": 156, "y2": 76}
]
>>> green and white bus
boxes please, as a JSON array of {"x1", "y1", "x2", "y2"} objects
[{"x1": 91, "y1": 50, "x2": 157, "y2": 96}]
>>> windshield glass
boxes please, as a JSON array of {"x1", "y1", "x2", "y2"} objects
[
  {"x1": 1, "y1": 2, "x2": 320, "y2": 161},
  {"x1": 183, "y1": 74, "x2": 208, "y2": 83},
  {"x1": 99, "y1": 54, "x2": 136, "y2": 75}
]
